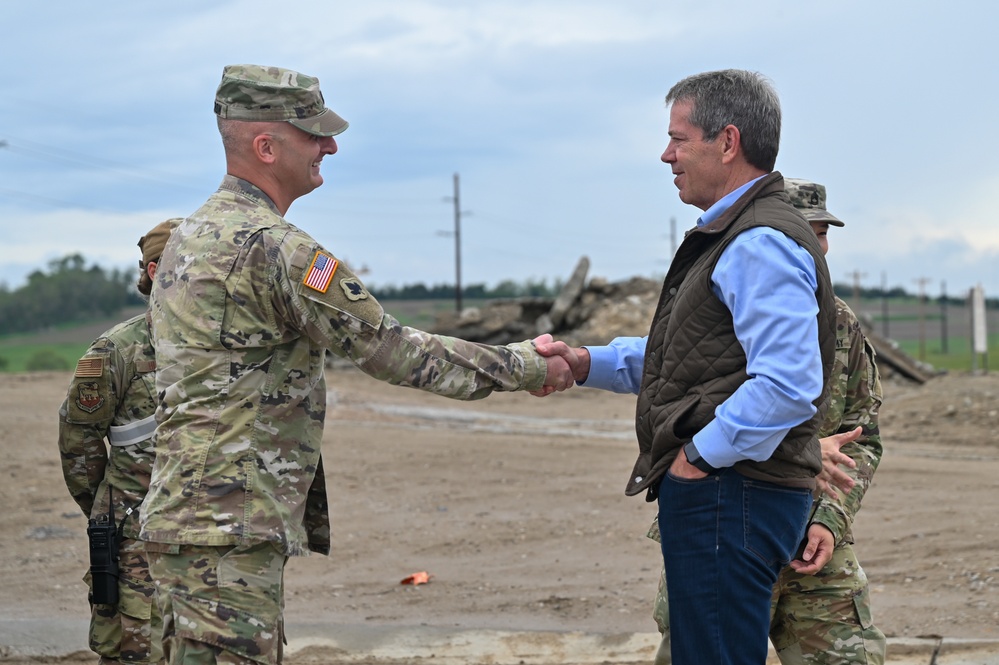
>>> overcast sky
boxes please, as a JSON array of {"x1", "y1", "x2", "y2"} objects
[{"x1": 1, "y1": 1, "x2": 997, "y2": 302}]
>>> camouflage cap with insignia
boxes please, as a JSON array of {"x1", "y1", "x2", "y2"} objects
[
  {"x1": 784, "y1": 178, "x2": 844, "y2": 227},
  {"x1": 214, "y1": 64, "x2": 349, "y2": 137},
  {"x1": 137, "y1": 218, "x2": 181, "y2": 265}
]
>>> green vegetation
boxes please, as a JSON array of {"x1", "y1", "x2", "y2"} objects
[
  {"x1": 894, "y1": 334, "x2": 999, "y2": 372},
  {"x1": 383, "y1": 298, "x2": 489, "y2": 329},
  {"x1": 0, "y1": 342, "x2": 89, "y2": 373},
  {"x1": 2, "y1": 263, "x2": 998, "y2": 377},
  {"x1": 0, "y1": 254, "x2": 143, "y2": 337}
]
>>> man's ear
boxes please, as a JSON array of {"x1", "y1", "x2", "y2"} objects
[
  {"x1": 253, "y1": 133, "x2": 279, "y2": 164},
  {"x1": 719, "y1": 124, "x2": 741, "y2": 165},
  {"x1": 146, "y1": 261, "x2": 157, "y2": 281}
]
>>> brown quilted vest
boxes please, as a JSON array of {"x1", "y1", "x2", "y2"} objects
[{"x1": 626, "y1": 172, "x2": 835, "y2": 500}]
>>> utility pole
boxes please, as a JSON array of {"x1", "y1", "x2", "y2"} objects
[
  {"x1": 880, "y1": 271, "x2": 890, "y2": 337},
  {"x1": 940, "y1": 280, "x2": 948, "y2": 354},
  {"x1": 913, "y1": 276, "x2": 932, "y2": 361},
  {"x1": 670, "y1": 216, "x2": 677, "y2": 258},
  {"x1": 846, "y1": 270, "x2": 867, "y2": 303},
  {"x1": 440, "y1": 173, "x2": 466, "y2": 313}
]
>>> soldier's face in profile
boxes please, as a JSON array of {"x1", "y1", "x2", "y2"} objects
[
  {"x1": 809, "y1": 221, "x2": 830, "y2": 256},
  {"x1": 271, "y1": 124, "x2": 338, "y2": 201}
]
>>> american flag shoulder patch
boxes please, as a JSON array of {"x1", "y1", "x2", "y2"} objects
[
  {"x1": 75, "y1": 356, "x2": 104, "y2": 378},
  {"x1": 303, "y1": 250, "x2": 339, "y2": 293}
]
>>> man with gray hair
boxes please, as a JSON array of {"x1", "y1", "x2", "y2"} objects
[
  {"x1": 535, "y1": 70, "x2": 837, "y2": 664},
  {"x1": 645, "y1": 178, "x2": 887, "y2": 664},
  {"x1": 141, "y1": 64, "x2": 574, "y2": 664}
]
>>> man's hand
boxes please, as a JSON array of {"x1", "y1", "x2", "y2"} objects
[
  {"x1": 668, "y1": 446, "x2": 708, "y2": 480},
  {"x1": 788, "y1": 523, "x2": 835, "y2": 575},
  {"x1": 530, "y1": 335, "x2": 590, "y2": 396},
  {"x1": 534, "y1": 334, "x2": 577, "y2": 395},
  {"x1": 816, "y1": 427, "x2": 860, "y2": 499}
]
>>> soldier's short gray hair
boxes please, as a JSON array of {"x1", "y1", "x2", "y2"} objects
[{"x1": 665, "y1": 69, "x2": 781, "y2": 172}]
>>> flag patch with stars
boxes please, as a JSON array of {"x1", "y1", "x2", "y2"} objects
[
  {"x1": 75, "y1": 357, "x2": 104, "y2": 378},
  {"x1": 303, "y1": 251, "x2": 338, "y2": 293}
]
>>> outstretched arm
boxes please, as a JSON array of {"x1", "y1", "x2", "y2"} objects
[{"x1": 532, "y1": 335, "x2": 648, "y2": 396}]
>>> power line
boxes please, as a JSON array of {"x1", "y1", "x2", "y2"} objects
[
  {"x1": 0, "y1": 135, "x2": 204, "y2": 193},
  {"x1": 0, "y1": 186, "x2": 115, "y2": 212}
]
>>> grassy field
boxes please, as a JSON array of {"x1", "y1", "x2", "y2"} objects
[
  {"x1": 2, "y1": 298, "x2": 998, "y2": 374},
  {"x1": 846, "y1": 296, "x2": 999, "y2": 372},
  {"x1": 0, "y1": 342, "x2": 91, "y2": 373},
  {"x1": 0, "y1": 306, "x2": 146, "y2": 373},
  {"x1": 0, "y1": 301, "x2": 475, "y2": 373}
]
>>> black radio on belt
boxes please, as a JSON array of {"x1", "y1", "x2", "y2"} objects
[{"x1": 87, "y1": 493, "x2": 122, "y2": 606}]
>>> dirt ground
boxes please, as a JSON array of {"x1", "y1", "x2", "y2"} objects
[{"x1": 1, "y1": 366, "x2": 997, "y2": 652}]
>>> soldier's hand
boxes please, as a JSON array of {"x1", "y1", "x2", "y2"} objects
[
  {"x1": 533, "y1": 335, "x2": 576, "y2": 395},
  {"x1": 540, "y1": 354, "x2": 574, "y2": 394},
  {"x1": 532, "y1": 335, "x2": 590, "y2": 389},
  {"x1": 815, "y1": 427, "x2": 860, "y2": 499},
  {"x1": 788, "y1": 523, "x2": 835, "y2": 575}
]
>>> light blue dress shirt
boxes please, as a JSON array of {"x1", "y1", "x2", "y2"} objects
[{"x1": 581, "y1": 177, "x2": 823, "y2": 469}]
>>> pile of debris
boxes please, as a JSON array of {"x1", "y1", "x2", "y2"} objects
[
  {"x1": 430, "y1": 256, "x2": 933, "y2": 384},
  {"x1": 431, "y1": 258, "x2": 661, "y2": 348}
]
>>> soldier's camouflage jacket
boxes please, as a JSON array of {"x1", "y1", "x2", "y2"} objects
[
  {"x1": 142, "y1": 175, "x2": 548, "y2": 557},
  {"x1": 809, "y1": 296, "x2": 883, "y2": 545},
  {"x1": 58, "y1": 313, "x2": 157, "y2": 537}
]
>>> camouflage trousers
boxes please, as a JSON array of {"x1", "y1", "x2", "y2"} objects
[
  {"x1": 146, "y1": 542, "x2": 288, "y2": 665},
  {"x1": 770, "y1": 542, "x2": 886, "y2": 664},
  {"x1": 650, "y1": 542, "x2": 886, "y2": 665},
  {"x1": 87, "y1": 536, "x2": 164, "y2": 664}
]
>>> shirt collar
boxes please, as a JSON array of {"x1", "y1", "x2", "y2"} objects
[{"x1": 696, "y1": 175, "x2": 767, "y2": 227}]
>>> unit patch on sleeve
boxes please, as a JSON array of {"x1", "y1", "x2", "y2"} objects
[
  {"x1": 75, "y1": 381, "x2": 106, "y2": 413},
  {"x1": 340, "y1": 278, "x2": 369, "y2": 301},
  {"x1": 303, "y1": 251, "x2": 339, "y2": 293},
  {"x1": 74, "y1": 357, "x2": 104, "y2": 378}
]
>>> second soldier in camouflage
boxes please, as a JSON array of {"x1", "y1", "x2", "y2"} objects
[{"x1": 59, "y1": 219, "x2": 178, "y2": 665}]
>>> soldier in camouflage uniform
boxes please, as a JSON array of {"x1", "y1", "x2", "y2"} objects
[
  {"x1": 58, "y1": 219, "x2": 178, "y2": 664},
  {"x1": 140, "y1": 64, "x2": 575, "y2": 665},
  {"x1": 646, "y1": 179, "x2": 886, "y2": 664}
]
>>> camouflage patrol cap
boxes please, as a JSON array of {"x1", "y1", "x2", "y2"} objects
[
  {"x1": 214, "y1": 64, "x2": 349, "y2": 137},
  {"x1": 784, "y1": 178, "x2": 844, "y2": 227},
  {"x1": 137, "y1": 218, "x2": 180, "y2": 265}
]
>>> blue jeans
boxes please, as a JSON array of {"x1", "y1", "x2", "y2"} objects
[{"x1": 658, "y1": 467, "x2": 811, "y2": 665}]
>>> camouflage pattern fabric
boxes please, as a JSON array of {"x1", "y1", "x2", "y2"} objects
[
  {"x1": 214, "y1": 64, "x2": 348, "y2": 138},
  {"x1": 808, "y1": 297, "x2": 883, "y2": 545},
  {"x1": 648, "y1": 297, "x2": 885, "y2": 665},
  {"x1": 783, "y1": 179, "x2": 844, "y2": 227},
  {"x1": 771, "y1": 541, "x2": 885, "y2": 664},
  {"x1": 650, "y1": 566, "x2": 672, "y2": 665},
  {"x1": 147, "y1": 543, "x2": 286, "y2": 665},
  {"x1": 143, "y1": 175, "x2": 550, "y2": 663},
  {"x1": 87, "y1": 537, "x2": 163, "y2": 664},
  {"x1": 58, "y1": 314, "x2": 163, "y2": 664}
]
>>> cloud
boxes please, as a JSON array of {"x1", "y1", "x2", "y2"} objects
[
  {"x1": 2, "y1": 0, "x2": 998, "y2": 299},
  {"x1": 0, "y1": 207, "x2": 178, "y2": 288}
]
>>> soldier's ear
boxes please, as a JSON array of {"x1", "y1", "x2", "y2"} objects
[
  {"x1": 146, "y1": 261, "x2": 158, "y2": 281},
  {"x1": 253, "y1": 133, "x2": 279, "y2": 164}
]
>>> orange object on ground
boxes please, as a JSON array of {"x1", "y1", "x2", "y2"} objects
[{"x1": 400, "y1": 571, "x2": 431, "y2": 585}]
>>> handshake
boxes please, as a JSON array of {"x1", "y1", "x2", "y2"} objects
[{"x1": 532, "y1": 334, "x2": 590, "y2": 397}]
